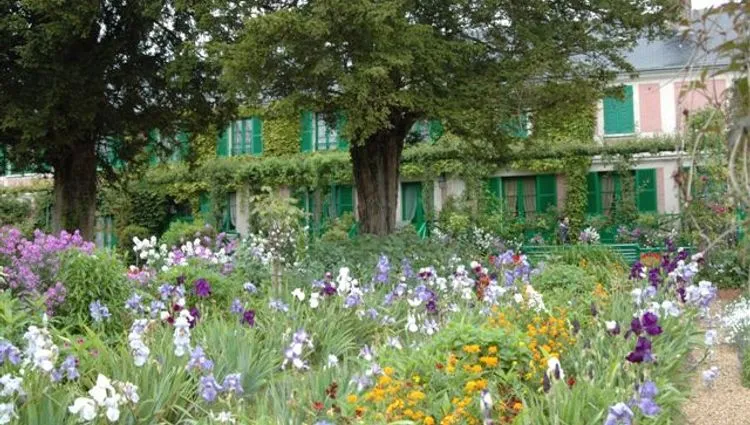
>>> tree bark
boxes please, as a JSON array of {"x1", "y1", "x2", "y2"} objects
[
  {"x1": 51, "y1": 141, "x2": 98, "y2": 240},
  {"x1": 351, "y1": 119, "x2": 412, "y2": 235}
]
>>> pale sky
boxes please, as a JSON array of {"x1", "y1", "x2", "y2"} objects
[{"x1": 691, "y1": 0, "x2": 731, "y2": 9}]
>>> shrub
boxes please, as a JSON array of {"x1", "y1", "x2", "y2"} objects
[
  {"x1": 532, "y1": 263, "x2": 597, "y2": 295},
  {"x1": 160, "y1": 218, "x2": 217, "y2": 249},
  {"x1": 54, "y1": 249, "x2": 130, "y2": 332},
  {"x1": 158, "y1": 263, "x2": 243, "y2": 307}
]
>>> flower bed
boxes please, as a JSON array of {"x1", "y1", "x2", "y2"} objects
[{"x1": 0, "y1": 226, "x2": 717, "y2": 424}]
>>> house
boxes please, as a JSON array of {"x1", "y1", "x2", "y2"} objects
[{"x1": 218, "y1": 6, "x2": 737, "y2": 240}]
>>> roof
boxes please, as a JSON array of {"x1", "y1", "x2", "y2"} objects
[{"x1": 623, "y1": 10, "x2": 734, "y2": 73}]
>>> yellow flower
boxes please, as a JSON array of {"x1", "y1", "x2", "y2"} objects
[
  {"x1": 412, "y1": 375, "x2": 422, "y2": 384},
  {"x1": 446, "y1": 365, "x2": 456, "y2": 374},
  {"x1": 487, "y1": 346, "x2": 498, "y2": 354},
  {"x1": 346, "y1": 394, "x2": 358, "y2": 403},
  {"x1": 479, "y1": 356, "x2": 499, "y2": 367},
  {"x1": 424, "y1": 417, "x2": 436, "y2": 425},
  {"x1": 470, "y1": 364, "x2": 483, "y2": 374},
  {"x1": 463, "y1": 345, "x2": 481, "y2": 354},
  {"x1": 378, "y1": 375, "x2": 393, "y2": 386},
  {"x1": 383, "y1": 366, "x2": 395, "y2": 376},
  {"x1": 513, "y1": 402, "x2": 524, "y2": 411},
  {"x1": 407, "y1": 390, "x2": 426, "y2": 402}
]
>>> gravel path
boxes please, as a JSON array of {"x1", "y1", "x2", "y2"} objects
[{"x1": 682, "y1": 298, "x2": 750, "y2": 425}]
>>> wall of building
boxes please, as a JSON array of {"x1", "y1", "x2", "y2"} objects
[{"x1": 595, "y1": 71, "x2": 733, "y2": 140}]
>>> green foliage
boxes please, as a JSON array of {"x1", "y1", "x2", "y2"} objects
[
  {"x1": 159, "y1": 263, "x2": 242, "y2": 308},
  {"x1": 743, "y1": 342, "x2": 750, "y2": 389},
  {"x1": 321, "y1": 212, "x2": 356, "y2": 242},
  {"x1": 160, "y1": 219, "x2": 217, "y2": 249},
  {"x1": 0, "y1": 191, "x2": 52, "y2": 236},
  {"x1": 0, "y1": 290, "x2": 36, "y2": 340},
  {"x1": 54, "y1": 250, "x2": 130, "y2": 333},
  {"x1": 0, "y1": 0, "x2": 222, "y2": 235},
  {"x1": 532, "y1": 263, "x2": 597, "y2": 295},
  {"x1": 262, "y1": 103, "x2": 302, "y2": 157},
  {"x1": 0, "y1": 195, "x2": 32, "y2": 231}
]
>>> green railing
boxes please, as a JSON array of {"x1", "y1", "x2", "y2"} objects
[{"x1": 522, "y1": 243, "x2": 695, "y2": 265}]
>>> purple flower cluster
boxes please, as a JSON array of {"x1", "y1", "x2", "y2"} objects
[
  {"x1": 51, "y1": 355, "x2": 79, "y2": 382},
  {"x1": 89, "y1": 300, "x2": 111, "y2": 322},
  {"x1": 0, "y1": 227, "x2": 93, "y2": 310},
  {"x1": 194, "y1": 278, "x2": 212, "y2": 298},
  {"x1": 186, "y1": 346, "x2": 243, "y2": 403},
  {"x1": 0, "y1": 340, "x2": 22, "y2": 365},
  {"x1": 374, "y1": 255, "x2": 390, "y2": 283},
  {"x1": 632, "y1": 381, "x2": 661, "y2": 417}
]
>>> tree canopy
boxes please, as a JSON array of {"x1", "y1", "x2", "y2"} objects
[
  {"x1": 0, "y1": 0, "x2": 225, "y2": 237},
  {"x1": 220, "y1": 0, "x2": 679, "y2": 234}
]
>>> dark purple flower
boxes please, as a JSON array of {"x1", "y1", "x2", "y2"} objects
[
  {"x1": 677, "y1": 286, "x2": 687, "y2": 302},
  {"x1": 189, "y1": 306, "x2": 201, "y2": 328},
  {"x1": 648, "y1": 268, "x2": 661, "y2": 287},
  {"x1": 177, "y1": 275, "x2": 186, "y2": 286},
  {"x1": 641, "y1": 312, "x2": 662, "y2": 336},
  {"x1": 242, "y1": 309, "x2": 256, "y2": 327},
  {"x1": 425, "y1": 299, "x2": 438, "y2": 314},
  {"x1": 629, "y1": 262, "x2": 644, "y2": 280},
  {"x1": 194, "y1": 278, "x2": 212, "y2": 298},
  {"x1": 626, "y1": 336, "x2": 653, "y2": 363},
  {"x1": 322, "y1": 282, "x2": 337, "y2": 296}
]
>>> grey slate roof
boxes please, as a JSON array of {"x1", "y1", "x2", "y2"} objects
[{"x1": 624, "y1": 10, "x2": 734, "y2": 72}]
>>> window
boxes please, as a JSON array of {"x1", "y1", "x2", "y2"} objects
[
  {"x1": 296, "y1": 185, "x2": 354, "y2": 234},
  {"x1": 603, "y1": 85, "x2": 635, "y2": 136},
  {"x1": 586, "y1": 169, "x2": 658, "y2": 215},
  {"x1": 300, "y1": 111, "x2": 348, "y2": 152},
  {"x1": 408, "y1": 119, "x2": 444, "y2": 143},
  {"x1": 500, "y1": 174, "x2": 556, "y2": 220},
  {"x1": 230, "y1": 118, "x2": 263, "y2": 156},
  {"x1": 315, "y1": 114, "x2": 339, "y2": 151}
]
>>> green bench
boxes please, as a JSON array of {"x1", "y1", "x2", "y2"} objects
[{"x1": 522, "y1": 243, "x2": 642, "y2": 265}]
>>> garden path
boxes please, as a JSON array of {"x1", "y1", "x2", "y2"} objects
[{"x1": 682, "y1": 292, "x2": 750, "y2": 425}]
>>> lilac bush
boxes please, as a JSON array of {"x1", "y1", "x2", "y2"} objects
[{"x1": 0, "y1": 227, "x2": 94, "y2": 309}]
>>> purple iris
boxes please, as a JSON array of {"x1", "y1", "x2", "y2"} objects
[
  {"x1": 630, "y1": 317, "x2": 643, "y2": 335},
  {"x1": 629, "y1": 262, "x2": 644, "y2": 280},
  {"x1": 177, "y1": 275, "x2": 186, "y2": 286},
  {"x1": 626, "y1": 336, "x2": 653, "y2": 363},
  {"x1": 187, "y1": 346, "x2": 214, "y2": 372},
  {"x1": 194, "y1": 278, "x2": 212, "y2": 298},
  {"x1": 230, "y1": 299, "x2": 244, "y2": 315},
  {"x1": 199, "y1": 375, "x2": 223, "y2": 402},
  {"x1": 242, "y1": 309, "x2": 256, "y2": 327},
  {"x1": 222, "y1": 373, "x2": 244, "y2": 395},
  {"x1": 425, "y1": 298, "x2": 438, "y2": 314},
  {"x1": 322, "y1": 282, "x2": 337, "y2": 296},
  {"x1": 677, "y1": 286, "x2": 687, "y2": 302},
  {"x1": 401, "y1": 258, "x2": 414, "y2": 278},
  {"x1": 648, "y1": 268, "x2": 661, "y2": 287},
  {"x1": 641, "y1": 312, "x2": 662, "y2": 336},
  {"x1": 189, "y1": 306, "x2": 201, "y2": 328},
  {"x1": 375, "y1": 255, "x2": 390, "y2": 283},
  {"x1": 0, "y1": 340, "x2": 22, "y2": 365}
]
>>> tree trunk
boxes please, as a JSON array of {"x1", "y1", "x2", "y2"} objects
[
  {"x1": 351, "y1": 130, "x2": 406, "y2": 236},
  {"x1": 51, "y1": 141, "x2": 98, "y2": 240}
]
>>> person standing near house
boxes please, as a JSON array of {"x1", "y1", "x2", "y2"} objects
[{"x1": 559, "y1": 216, "x2": 570, "y2": 245}]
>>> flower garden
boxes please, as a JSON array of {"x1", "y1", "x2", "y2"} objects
[{"x1": 0, "y1": 221, "x2": 726, "y2": 425}]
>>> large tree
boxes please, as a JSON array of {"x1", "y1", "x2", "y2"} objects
[
  {"x1": 0, "y1": 0, "x2": 226, "y2": 238},
  {"x1": 221, "y1": 0, "x2": 677, "y2": 235}
]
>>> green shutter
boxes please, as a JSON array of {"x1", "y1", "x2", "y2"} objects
[
  {"x1": 336, "y1": 112, "x2": 349, "y2": 151},
  {"x1": 487, "y1": 177, "x2": 501, "y2": 199},
  {"x1": 516, "y1": 179, "x2": 525, "y2": 218},
  {"x1": 217, "y1": 126, "x2": 229, "y2": 157},
  {"x1": 336, "y1": 185, "x2": 354, "y2": 216},
  {"x1": 535, "y1": 174, "x2": 557, "y2": 213},
  {"x1": 428, "y1": 119, "x2": 444, "y2": 142},
  {"x1": 252, "y1": 117, "x2": 263, "y2": 156},
  {"x1": 603, "y1": 85, "x2": 635, "y2": 135},
  {"x1": 586, "y1": 172, "x2": 601, "y2": 215},
  {"x1": 636, "y1": 168, "x2": 658, "y2": 213},
  {"x1": 300, "y1": 111, "x2": 314, "y2": 152}
]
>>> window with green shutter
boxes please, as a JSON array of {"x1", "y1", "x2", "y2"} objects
[
  {"x1": 586, "y1": 172, "x2": 601, "y2": 215},
  {"x1": 401, "y1": 182, "x2": 424, "y2": 225},
  {"x1": 300, "y1": 111, "x2": 314, "y2": 152},
  {"x1": 314, "y1": 113, "x2": 338, "y2": 151},
  {"x1": 230, "y1": 117, "x2": 263, "y2": 156},
  {"x1": 535, "y1": 174, "x2": 557, "y2": 214},
  {"x1": 635, "y1": 168, "x2": 658, "y2": 213},
  {"x1": 335, "y1": 185, "x2": 354, "y2": 216},
  {"x1": 336, "y1": 112, "x2": 349, "y2": 151},
  {"x1": 603, "y1": 85, "x2": 635, "y2": 135}
]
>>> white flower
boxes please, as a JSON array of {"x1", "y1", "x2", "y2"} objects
[
  {"x1": 326, "y1": 354, "x2": 339, "y2": 368},
  {"x1": 406, "y1": 314, "x2": 419, "y2": 333},
  {"x1": 546, "y1": 357, "x2": 565, "y2": 381},
  {"x1": 172, "y1": 310, "x2": 193, "y2": 357},
  {"x1": 605, "y1": 321, "x2": 618, "y2": 332},
  {"x1": 631, "y1": 288, "x2": 644, "y2": 306},
  {"x1": 0, "y1": 375, "x2": 24, "y2": 397},
  {"x1": 387, "y1": 336, "x2": 403, "y2": 350},
  {"x1": 210, "y1": 411, "x2": 236, "y2": 423},
  {"x1": 513, "y1": 293, "x2": 524, "y2": 304},
  {"x1": 68, "y1": 397, "x2": 98, "y2": 422},
  {"x1": 117, "y1": 382, "x2": 139, "y2": 404},
  {"x1": 661, "y1": 300, "x2": 681, "y2": 317},
  {"x1": 407, "y1": 297, "x2": 422, "y2": 307},
  {"x1": 0, "y1": 403, "x2": 15, "y2": 425},
  {"x1": 291, "y1": 288, "x2": 306, "y2": 301},
  {"x1": 309, "y1": 292, "x2": 321, "y2": 309}
]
